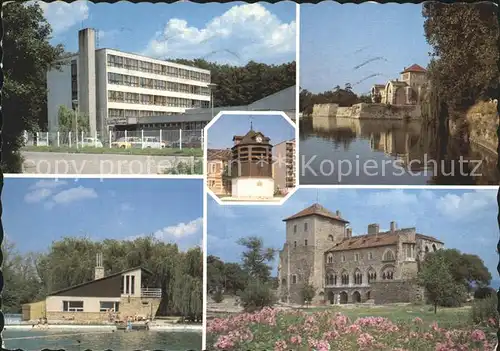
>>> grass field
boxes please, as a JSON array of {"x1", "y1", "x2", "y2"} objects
[{"x1": 22, "y1": 146, "x2": 203, "y2": 157}]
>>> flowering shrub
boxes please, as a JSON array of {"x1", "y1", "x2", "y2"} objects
[{"x1": 207, "y1": 307, "x2": 495, "y2": 351}]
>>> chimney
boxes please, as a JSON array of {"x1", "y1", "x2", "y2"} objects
[
  {"x1": 390, "y1": 221, "x2": 397, "y2": 232},
  {"x1": 78, "y1": 28, "x2": 97, "y2": 135},
  {"x1": 336, "y1": 210, "x2": 341, "y2": 218},
  {"x1": 94, "y1": 252, "x2": 104, "y2": 280},
  {"x1": 346, "y1": 227, "x2": 352, "y2": 239},
  {"x1": 367, "y1": 223, "x2": 379, "y2": 235}
]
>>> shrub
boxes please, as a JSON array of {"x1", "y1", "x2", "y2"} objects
[
  {"x1": 212, "y1": 290, "x2": 224, "y2": 303},
  {"x1": 163, "y1": 159, "x2": 202, "y2": 175},
  {"x1": 470, "y1": 294, "x2": 499, "y2": 325},
  {"x1": 474, "y1": 286, "x2": 496, "y2": 299},
  {"x1": 239, "y1": 280, "x2": 275, "y2": 313}
]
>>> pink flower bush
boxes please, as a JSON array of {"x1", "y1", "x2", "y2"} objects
[{"x1": 207, "y1": 308, "x2": 496, "y2": 351}]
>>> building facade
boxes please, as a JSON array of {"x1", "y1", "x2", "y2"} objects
[
  {"x1": 371, "y1": 64, "x2": 427, "y2": 105},
  {"x1": 47, "y1": 28, "x2": 211, "y2": 134},
  {"x1": 207, "y1": 149, "x2": 232, "y2": 196},
  {"x1": 278, "y1": 204, "x2": 444, "y2": 305},
  {"x1": 24, "y1": 254, "x2": 162, "y2": 323},
  {"x1": 231, "y1": 129, "x2": 274, "y2": 199},
  {"x1": 273, "y1": 139, "x2": 296, "y2": 194}
]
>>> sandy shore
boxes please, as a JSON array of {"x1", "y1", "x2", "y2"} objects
[{"x1": 5, "y1": 324, "x2": 202, "y2": 332}]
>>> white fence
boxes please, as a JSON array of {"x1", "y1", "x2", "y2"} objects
[{"x1": 24, "y1": 129, "x2": 203, "y2": 150}]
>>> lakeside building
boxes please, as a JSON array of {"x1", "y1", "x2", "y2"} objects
[
  {"x1": 47, "y1": 28, "x2": 212, "y2": 134},
  {"x1": 22, "y1": 254, "x2": 162, "y2": 323},
  {"x1": 371, "y1": 64, "x2": 427, "y2": 105},
  {"x1": 207, "y1": 149, "x2": 232, "y2": 196},
  {"x1": 278, "y1": 203, "x2": 444, "y2": 305}
]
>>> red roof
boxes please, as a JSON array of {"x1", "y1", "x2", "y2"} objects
[
  {"x1": 283, "y1": 203, "x2": 349, "y2": 223},
  {"x1": 401, "y1": 64, "x2": 426, "y2": 74}
]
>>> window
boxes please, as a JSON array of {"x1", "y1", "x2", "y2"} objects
[
  {"x1": 328, "y1": 235, "x2": 334, "y2": 241},
  {"x1": 327, "y1": 254, "x2": 333, "y2": 264},
  {"x1": 354, "y1": 271, "x2": 363, "y2": 285},
  {"x1": 383, "y1": 250, "x2": 395, "y2": 262},
  {"x1": 100, "y1": 301, "x2": 119, "y2": 312},
  {"x1": 293, "y1": 225, "x2": 297, "y2": 233},
  {"x1": 304, "y1": 222, "x2": 308, "y2": 231},
  {"x1": 131, "y1": 275, "x2": 135, "y2": 294},
  {"x1": 293, "y1": 241, "x2": 297, "y2": 248},
  {"x1": 354, "y1": 253, "x2": 359, "y2": 261},
  {"x1": 304, "y1": 240, "x2": 308, "y2": 246},
  {"x1": 326, "y1": 274, "x2": 337, "y2": 286},
  {"x1": 382, "y1": 270, "x2": 394, "y2": 280},
  {"x1": 342, "y1": 255, "x2": 346, "y2": 262},
  {"x1": 432, "y1": 244, "x2": 437, "y2": 252},
  {"x1": 292, "y1": 275, "x2": 297, "y2": 284},
  {"x1": 63, "y1": 301, "x2": 84, "y2": 312},
  {"x1": 125, "y1": 275, "x2": 130, "y2": 294},
  {"x1": 341, "y1": 273, "x2": 349, "y2": 285},
  {"x1": 120, "y1": 276, "x2": 125, "y2": 294},
  {"x1": 368, "y1": 252, "x2": 373, "y2": 260},
  {"x1": 368, "y1": 270, "x2": 377, "y2": 283}
]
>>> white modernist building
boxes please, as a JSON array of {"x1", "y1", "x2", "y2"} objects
[{"x1": 47, "y1": 28, "x2": 212, "y2": 134}]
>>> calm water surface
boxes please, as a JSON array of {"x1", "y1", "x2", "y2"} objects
[
  {"x1": 299, "y1": 117, "x2": 498, "y2": 185},
  {"x1": 3, "y1": 329, "x2": 202, "y2": 351}
]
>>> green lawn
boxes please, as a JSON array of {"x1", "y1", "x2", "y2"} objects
[
  {"x1": 22, "y1": 145, "x2": 203, "y2": 157},
  {"x1": 298, "y1": 304, "x2": 472, "y2": 329}
]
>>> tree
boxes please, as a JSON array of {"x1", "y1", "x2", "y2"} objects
[
  {"x1": 418, "y1": 254, "x2": 467, "y2": 313},
  {"x1": 424, "y1": 249, "x2": 491, "y2": 290},
  {"x1": 237, "y1": 237, "x2": 276, "y2": 283},
  {"x1": 57, "y1": 105, "x2": 90, "y2": 134},
  {"x1": 167, "y1": 59, "x2": 295, "y2": 108},
  {"x1": 423, "y1": 3, "x2": 498, "y2": 110},
  {"x1": 239, "y1": 279, "x2": 275, "y2": 313},
  {"x1": 2, "y1": 2, "x2": 65, "y2": 172},
  {"x1": 301, "y1": 284, "x2": 316, "y2": 306}
]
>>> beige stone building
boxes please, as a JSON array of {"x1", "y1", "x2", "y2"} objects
[
  {"x1": 207, "y1": 149, "x2": 232, "y2": 196},
  {"x1": 371, "y1": 64, "x2": 427, "y2": 105},
  {"x1": 278, "y1": 203, "x2": 444, "y2": 305},
  {"x1": 23, "y1": 254, "x2": 162, "y2": 323},
  {"x1": 272, "y1": 139, "x2": 296, "y2": 194}
]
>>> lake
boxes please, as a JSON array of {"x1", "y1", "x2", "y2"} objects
[
  {"x1": 299, "y1": 117, "x2": 498, "y2": 185},
  {"x1": 3, "y1": 329, "x2": 202, "y2": 351}
]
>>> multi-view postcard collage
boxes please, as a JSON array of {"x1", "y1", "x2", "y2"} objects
[{"x1": 1, "y1": 0, "x2": 499, "y2": 350}]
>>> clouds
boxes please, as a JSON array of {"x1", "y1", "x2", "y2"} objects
[
  {"x1": 24, "y1": 180, "x2": 97, "y2": 209},
  {"x1": 142, "y1": 3, "x2": 295, "y2": 64},
  {"x1": 36, "y1": 0, "x2": 89, "y2": 35},
  {"x1": 130, "y1": 217, "x2": 203, "y2": 250}
]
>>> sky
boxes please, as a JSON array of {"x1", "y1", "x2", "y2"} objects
[
  {"x1": 36, "y1": 1, "x2": 296, "y2": 65},
  {"x1": 300, "y1": 3, "x2": 432, "y2": 94},
  {"x1": 3, "y1": 178, "x2": 203, "y2": 253},
  {"x1": 207, "y1": 114, "x2": 296, "y2": 149},
  {"x1": 208, "y1": 188, "x2": 499, "y2": 279}
]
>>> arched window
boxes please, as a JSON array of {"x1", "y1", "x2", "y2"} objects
[
  {"x1": 341, "y1": 271, "x2": 349, "y2": 285},
  {"x1": 328, "y1": 235, "x2": 334, "y2": 241},
  {"x1": 381, "y1": 267, "x2": 395, "y2": 280},
  {"x1": 432, "y1": 244, "x2": 437, "y2": 252},
  {"x1": 425, "y1": 246, "x2": 429, "y2": 253},
  {"x1": 327, "y1": 254, "x2": 334, "y2": 264},
  {"x1": 292, "y1": 275, "x2": 297, "y2": 284},
  {"x1": 383, "y1": 249, "x2": 395, "y2": 261},
  {"x1": 354, "y1": 270, "x2": 362, "y2": 285},
  {"x1": 368, "y1": 269, "x2": 376, "y2": 283}
]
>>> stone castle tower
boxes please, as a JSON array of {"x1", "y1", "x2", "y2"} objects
[{"x1": 278, "y1": 203, "x2": 350, "y2": 304}]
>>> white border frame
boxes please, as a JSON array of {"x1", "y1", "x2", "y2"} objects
[{"x1": 203, "y1": 110, "x2": 299, "y2": 207}]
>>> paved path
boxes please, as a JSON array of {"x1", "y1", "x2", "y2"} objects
[{"x1": 22, "y1": 152, "x2": 201, "y2": 175}]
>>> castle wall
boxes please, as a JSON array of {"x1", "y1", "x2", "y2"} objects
[
  {"x1": 371, "y1": 280, "x2": 424, "y2": 304},
  {"x1": 336, "y1": 103, "x2": 421, "y2": 120},
  {"x1": 312, "y1": 104, "x2": 338, "y2": 118}
]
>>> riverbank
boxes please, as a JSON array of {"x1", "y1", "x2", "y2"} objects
[{"x1": 5, "y1": 324, "x2": 202, "y2": 332}]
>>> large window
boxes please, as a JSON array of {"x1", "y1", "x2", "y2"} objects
[
  {"x1": 100, "y1": 301, "x2": 120, "y2": 312},
  {"x1": 63, "y1": 301, "x2": 84, "y2": 312}
]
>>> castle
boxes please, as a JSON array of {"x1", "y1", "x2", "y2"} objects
[
  {"x1": 371, "y1": 64, "x2": 427, "y2": 105},
  {"x1": 278, "y1": 203, "x2": 444, "y2": 305}
]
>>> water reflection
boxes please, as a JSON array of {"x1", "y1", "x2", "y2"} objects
[
  {"x1": 4, "y1": 329, "x2": 202, "y2": 351},
  {"x1": 300, "y1": 116, "x2": 498, "y2": 185}
]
